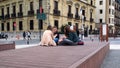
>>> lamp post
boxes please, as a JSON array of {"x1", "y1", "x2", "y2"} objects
[
  {"x1": 37, "y1": 0, "x2": 46, "y2": 41},
  {"x1": 48, "y1": 3, "x2": 50, "y2": 25},
  {"x1": 90, "y1": 9, "x2": 93, "y2": 35},
  {"x1": 80, "y1": 8, "x2": 84, "y2": 40},
  {"x1": 39, "y1": 0, "x2": 42, "y2": 41},
  {"x1": 13, "y1": 22, "x2": 16, "y2": 40}
]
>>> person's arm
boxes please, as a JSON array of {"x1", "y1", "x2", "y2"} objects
[
  {"x1": 54, "y1": 34, "x2": 57, "y2": 38},
  {"x1": 51, "y1": 32, "x2": 54, "y2": 39}
]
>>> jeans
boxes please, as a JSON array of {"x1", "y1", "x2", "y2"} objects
[
  {"x1": 59, "y1": 39, "x2": 75, "y2": 45},
  {"x1": 54, "y1": 38, "x2": 59, "y2": 43}
]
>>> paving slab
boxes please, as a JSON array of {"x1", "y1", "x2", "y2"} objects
[{"x1": 0, "y1": 41, "x2": 108, "y2": 68}]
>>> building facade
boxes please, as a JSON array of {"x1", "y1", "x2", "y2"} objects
[
  {"x1": 108, "y1": 0, "x2": 115, "y2": 36},
  {"x1": 114, "y1": 0, "x2": 120, "y2": 35},
  {"x1": 0, "y1": 0, "x2": 40, "y2": 32},
  {"x1": 95, "y1": 0, "x2": 109, "y2": 28},
  {"x1": 0, "y1": 0, "x2": 96, "y2": 33}
]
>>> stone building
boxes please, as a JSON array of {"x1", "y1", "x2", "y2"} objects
[
  {"x1": 95, "y1": 0, "x2": 109, "y2": 29},
  {"x1": 114, "y1": 0, "x2": 120, "y2": 35},
  {"x1": 0, "y1": 0, "x2": 96, "y2": 33}
]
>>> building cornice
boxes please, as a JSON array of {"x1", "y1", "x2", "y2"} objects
[{"x1": 76, "y1": 0, "x2": 96, "y2": 8}]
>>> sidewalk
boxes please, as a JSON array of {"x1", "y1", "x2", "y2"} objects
[
  {"x1": 101, "y1": 39, "x2": 120, "y2": 68},
  {"x1": 16, "y1": 44, "x2": 39, "y2": 49}
]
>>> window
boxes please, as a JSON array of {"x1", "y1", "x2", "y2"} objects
[
  {"x1": 99, "y1": 1, "x2": 103, "y2": 5},
  {"x1": 13, "y1": 22, "x2": 16, "y2": 31},
  {"x1": 19, "y1": 4, "x2": 22, "y2": 12},
  {"x1": 91, "y1": 0, "x2": 93, "y2": 5},
  {"x1": 19, "y1": 21, "x2": 23, "y2": 30},
  {"x1": 1, "y1": 23, "x2": 4, "y2": 31},
  {"x1": 30, "y1": 2, "x2": 33, "y2": 10},
  {"x1": 112, "y1": 0, "x2": 114, "y2": 6},
  {"x1": 7, "y1": 22, "x2": 10, "y2": 31},
  {"x1": 112, "y1": 18, "x2": 114, "y2": 23},
  {"x1": 109, "y1": 0, "x2": 111, "y2": 5},
  {"x1": 99, "y1": 19, "x2": 102, "y2": 23},
  {"x1": 109, "y1": 18, "x2": 111, "y2": 23},
  {"x1": 68, "y1": 5, "x2": 71, "y2": 13},
  {"x1": 13, "y1": 5, "x2": 16, "y2": 13},
  {"x1": 90, "y1": 25, "x2": 92, "y2": 31},
  {"x1": 100, "y1": 9, "x2": 103, "y2": 14},
  {"x1": 54, "y1": 1, "x2": 58, "y2": 9},
  {"x1": 68, "y1": 22, "x2": 72, "y2": 26},
  {"x1": 109, "y1": 9, "x2": 111, "y2": 14},
  {"x1": 75, "y1": 23, "x2": 78, "y2": 30},
  {"x1": 112, "y1": 9, "x2": 114, "y2": 15},
  {"x1": 1, "y1": 8, "x2": 4, "y2": 16},
  {"x1": 30, "y1": 20, "x2": 34, "y2": 30},
  {"x1": 90, "y1": 9, "x2": 93, "y2": 18},
  {"x1": 54, "y1": 20, "x2": 59, "y2": 28},
  {"x1": 82, "y1": 10, "x2": 85, "y2": 16},
  {"x1": 76, "y1": 8, "x2": 78, "y2": 15},
  {"x1": 7, "y1": 7, "x2": 9, "y2": 14}
]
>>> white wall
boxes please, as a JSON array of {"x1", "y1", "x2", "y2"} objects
[{"x1": 95, "y1": 0, "x2": 106, "y2": 23}]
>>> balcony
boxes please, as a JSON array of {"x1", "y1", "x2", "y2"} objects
[
  {"x1": 5, "y1": 14, "x2": 10, "y2": 19},
  {"x1": 75, "y1": 14, "x2": 80, "y2": 20},
  {"x1": 67, "y1": 13, "x2": 73, "y2": 18},
  {"x1": 28, "y1": 10, "x2": 34, "y2": 16},
  {"x1": 0, "y1": 15, "x2": 4, "y2": 20},
  {"x1": 11, "y1": 13, "x2": 16, "y2": 18},
  {"x1": 53, "y1": 9, "x2": 60, "y2": 16},
  {"x1": 18, "y1": 12, "x2": 23, "y2": 18},
  {"x1": 90, "y1": 18, "x2": 94, "y2": 22}
]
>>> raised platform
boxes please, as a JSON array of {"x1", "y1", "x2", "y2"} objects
[
  {"x1": 0, "y1": 41, "x2": 109, "y2": 68},
  {"x1": 0, "y1": 41, "x2": 15, "y2": 51}
]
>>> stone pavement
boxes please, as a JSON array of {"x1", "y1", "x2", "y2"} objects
[
  {"x1": 101, "y1": 50, "x2": 120, "y2": 68},
  {"x1": 101, "y1": 38, "x2": 120, "y2": 68},
  {"x1": 0, "y1": 41, "x2": 108, "y2": 68}
]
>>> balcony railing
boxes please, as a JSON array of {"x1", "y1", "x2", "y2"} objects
[
  {"x1": 11, "y1": 13, "x2": 16, "y2": 18},
  {"x1": 18, "y1": 12, "x2": 23, "y2": 18},
  {"x1": 5, "y1": 14, "x2": 10, "y2": 19},
  {"x1": 0, "y1": 15, "x2": 4, "y2": 20},
  {"x1": 90, "y1": 18, "x2": 94, "y2": 22},
  {"x1": 75, "y1": 14, "x2": 80, "y2": 20},
  {"x1": 28, "y1": 10, "x2": 34, "y2": 16},
  {"x1": 53, "y1": 9, "x2": 60, "y2": 16},
  {"x1": 67, "y1": 13, "x2": 73, "y2": 18}
]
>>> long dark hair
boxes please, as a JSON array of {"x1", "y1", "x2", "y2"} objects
[
  {"x1": 64, "y1": 25, "x2": 70, "y2": 36},
  {"x1": 47, "y1": 25, "x2": 52, "y2": 30}
]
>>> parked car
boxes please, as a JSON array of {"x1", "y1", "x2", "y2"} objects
[{"x1": 0, "y1": 32, "x2": 8, "y2": 39}]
